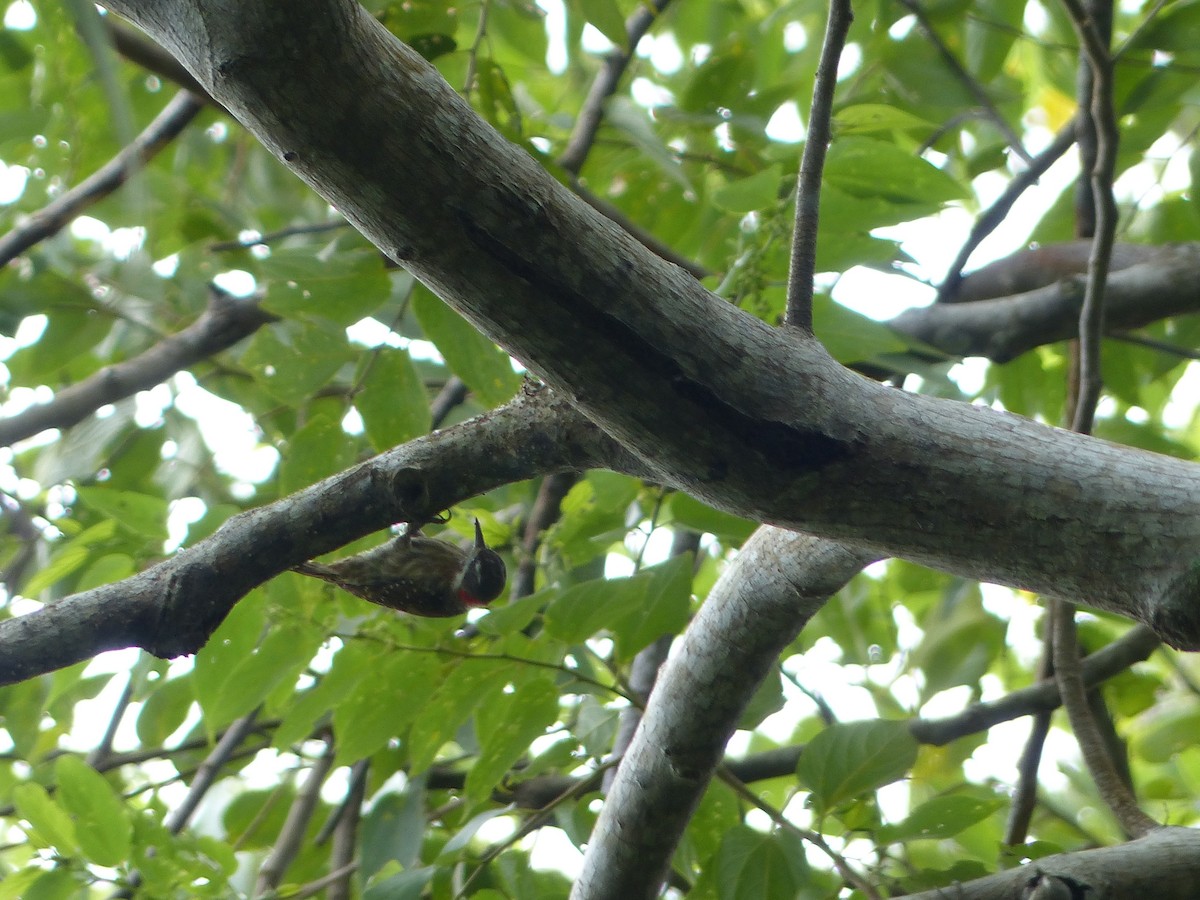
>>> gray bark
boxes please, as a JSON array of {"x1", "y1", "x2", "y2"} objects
[{"x1": 96, "y1": 0, "x2": 1200, "y2": 648}]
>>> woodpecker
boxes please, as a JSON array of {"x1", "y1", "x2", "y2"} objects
[{"x1": 293, "y1": 519, "x2": 506, "y2": 617}]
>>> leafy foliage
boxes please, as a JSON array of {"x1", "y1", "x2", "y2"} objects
[{"x1": 2, "y1": 0, "x2": 1200, "y2": 897}]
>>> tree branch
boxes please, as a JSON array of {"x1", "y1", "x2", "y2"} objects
[
  {"x1": 0, "y1": 90, "x2": 205, "y2": 268},
  {"x1": 898, "y1": 826, "x2": 1200, "y2": 899},
  {"x1": 895, "y1": 0, "x2": 1033, "y2": 166},
  {"x1": 0, "y1": 387, "x2": 641, "y2": 684},
  {"x1": 784, "y1": 0, "x2": 851, "y2": 332},
  {"x1": 893, "y1": 244, "x2": 1200, "y2": 362},
  {"x1": 573, "y1": 528, "x2": 876, "y2": 898},
  {"x1": 97, "y1": 0, "x2": 1200, "y2": 649},
  {"x1": 0, "y1": 288, "x2": 275, "y2": 449}
]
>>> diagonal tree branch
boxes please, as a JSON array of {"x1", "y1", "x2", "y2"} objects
[
  {"x1": 573, "y1": 528, "x2": 877, "y2": 898},
  {"x1": 97, "y1": 0, "x2": 1200, "y2": 650},
  {"x1": 0, "y1": 288, "x2": 276, "y2": 448},
  {"x1": 0, "y1": 90, "x2": 205, "y2": 268},
  {"x1": 0, "y1": 387, "x2": 644, "y2": 685}
]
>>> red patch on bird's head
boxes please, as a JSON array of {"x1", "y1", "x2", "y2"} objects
[{"x1": 458, "y1": 589, "x2": 486, "y2": 608}]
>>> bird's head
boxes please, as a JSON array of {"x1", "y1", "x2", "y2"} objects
[{"x1": 457, "y1": 519, "x2": 507, "y2": 607}]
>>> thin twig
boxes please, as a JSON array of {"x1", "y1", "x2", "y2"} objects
[
  {"x1": 1005, "y1": 629, "x2": 1054, "y2": 846},
  {"x1": 895, "y1": 0, "x2": 1033, "y2": 164},
  {"x1": 165, "y1": 708, "x2": 262, "y2": 834},
  {"x1": 325, "y1": 760, "x2": 368, "y2": 900},
  {"x1": 1051, "y1": 603, "x2": 1158, "y2": 836},
  {"x1": 462, "y1": 0, "x2": 492, "y2": 97},
  {"x1": 0, "y1": 91, "x2": 204, "y2": 267},
  {"x1": 86, "y1": 672, "x2": 139, "y2": 769},
  {"x1": 717, "y1": 767, "x2": 881, "y2": 900},
  {"x1": 557, "y1": 0, "x2": 674, "y2": 176},
  {"x1": 282, "y1": 862, "x2": 361, "y2": 900},
  {"x1": 784, "y1": 0, "x2": 853, "y2": 331},
  {"x1": 1050, "y1": 0, "x2": 1159, "y2": 839},
  {"x1": 208, "y1": 220, "x2": 349, "y2": 252},
  {"x1": 510, "y1": 472, "x2": 577, "y2": 600},
  {"x1": 937, "y1": 124, "x2": 1075, "y2": 301},
  {"x1": 1109, "y1": 330, "x2": 1200, "y2": 361},
  {"x1": 255, "y1": 736, "x2": 337, "y2": 894},
  {"x1": 1064, "y1": 0, "x2": 1120, "y2": 434},
  {"x1": 104, "y1": 18, "x2": 218, "y2": 107},
  {"x1": 571, "y1": 183, "x2": 712, "y2": 278}
]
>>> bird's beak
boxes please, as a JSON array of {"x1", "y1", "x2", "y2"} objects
[{"x1": 473, "y1": 518, "x2": 486, "y2": 550}]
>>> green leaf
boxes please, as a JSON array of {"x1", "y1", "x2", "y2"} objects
[
  {"x1": 438, "y1": 806, "x2": 515, "y2": 859},
  {"x1": 75, "y1": 488, "x2": 169, "y2": 541},
  {"x1": 278, "y1": 414, "x2": 358, "y2": 496},
  {"x1": 1131, "y1": 700, "x2": 1200, "y2": 763},
  {"x1": 0, "y1": 31, "x2": 34, "y2": 72},
  {"x1": 574, "y1": 0, "x2": 628, "y2": 49},
  {"x1": 363, "y1": 868, "x2": 435, "y2": 900},
  {"x1": 205, "y1": 625, "x2": 322, "y2": 729},
  {"x1": 357, "y1": 348, "x2": 431, "y2": 451},
  {"x1": 834, "y1": 104, "x2": 937, "y2": 136},
  {"x1": 74, "y1": 552, "x2": 135, "y2": 591},
  {"x1": 466, "y1": 677, "x2": 559, "y2": 805},
  {"x1": 796, "y1": 719, "x2": 918, "y2": 816},
  {"x1": 332, "y1": 651, "x2": 443, "y2": 770},
  {"x1": 361, "y1": 787, "x2": 427, "y2": 876},
  {"x1": 0, "y1": 679, "x2": 50, "y2": 761},
  {"x1": 411, "y1": 286, "x2": 520, "y2": 407},
  {"x1": 8, "y1": 307, "x2": 106, "y2": 382},
  {"x1": 192, "y1": 591, "x2": 268, "y2": 733},
  {"x1": 613, "y1": 554, "x2": 693, "y2": 659},
  {"x1": 222, "y1": 786, "x2": 294, "y2": 849},
  {"x1": 273, "y1": 641, "x2": 380, "y2": 750},
  {"x1": 0, "y1": 868, "x2": 50, "y2": 900},
  {"x1": 605, "y1": 97, "x2": 691, "y2": 191},
  {"x1": 54, "y1": 755, "x2": 132, "y2": 867},
  {"x1": 714, "y1": 825, "x2": 801, "y2": 900},
  {"x1": 881, "y1": 794, "x2": 1005, "y2": 842},
  {"x1": 243, "y1": 320, "x2": 355, "y2": 408},
  {"x1": 12, "y1": 782, "x2": 79, "y2": 855},
  {"x1": 736, "y1": 668, "x2": 784, "y2": 731},
  {"x1": 475, "y1": 59, "x2": 522, "y2": 137},
  {"x1": 8, "y1": 868, "x2": 79, "y2": 900},
  {"x1": 682, "y1": 36, "x2": 755, "y2": 114},
  {"x1": 407, "y1": 659, "x2": 509, "y2": 773},
  {"x1": 712, "y1": 167, "x2": 784, "y2": 214},
  {"x1": 965, "y1": 0, "x2": 1023, "y2": 82},
  {"x1": 667, "y1": 493, "x2": 756, "y2": 543},
  {"x1": 910, "y1": 597, "x2": 1006, "y2": 700},
  {"x1": 543, "y1": 555, "x2": 691, "y2": 656},
  {"x1": 475, "y1": 588, "x2": 547, "y2": 635},
  {"x1": 824, "y1": 136, "x2": 967, "y2": 204},
  {"x1": 812, "y1": 295, "x2": 910, "y2": 364},
  {"x1": 258, "y1": 247, "x2": 391, "y2": 325},
  {"x1": 135, "y1": 673, "x2": 196, "y2": 746}
]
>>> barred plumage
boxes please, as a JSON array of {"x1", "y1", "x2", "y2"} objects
[{"x1": 294, "y1": 519, "x2": 506, "y2": 617}]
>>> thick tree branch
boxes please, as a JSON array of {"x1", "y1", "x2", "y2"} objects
[
  {"x1": 898, "y1": 826, "x2": 1200, "y2": 899},
  {"x1": 892, "y1": 243, "x2": 1200, "y2": 362},
  {"x1": 0, "y1": 387, "x2": 640, "y2": 684},
  {"x1": 573, "y1": 528, "x2": 876, "y2": 898},
  {"x1": 98, "y1": 0, "x2": 1200, "y2": 649}
]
